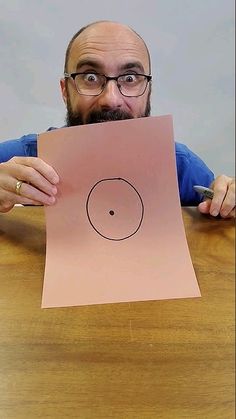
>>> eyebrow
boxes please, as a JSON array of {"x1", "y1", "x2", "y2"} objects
[
  {"x1": 75, "y1": 59, "x2": 145, "y2": 74},
  {"x1": 75, "y1": 59, "x2": 102, "y2": 71},
  {"x1": 120, "y1": 61, "x2": 145, "y2": 73}
]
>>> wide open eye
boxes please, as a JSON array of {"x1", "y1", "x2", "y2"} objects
[
  {"x1": 122, "y1": 74, "x2": 138, "y2": 83},
  {"x1": 82, "y1": 73, "x2": 100, "y2": 84}
]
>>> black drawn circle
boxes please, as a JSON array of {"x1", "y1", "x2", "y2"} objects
[{"x1": 86, "y1": 177, "x2": 144, "y2": 241}]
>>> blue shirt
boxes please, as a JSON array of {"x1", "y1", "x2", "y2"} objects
[{"x1": 0, "y1": 128, "x2": 214, "y2": 205}]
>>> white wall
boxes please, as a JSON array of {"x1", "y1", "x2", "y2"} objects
[{"x1": 0, "y1": 0, "x2": 234, "y2": 175}]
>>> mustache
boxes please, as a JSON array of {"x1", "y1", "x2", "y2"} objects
[
  {"x1": 66, "y1": 108, "x2": 132, "y2": 127},
  {"x1": 86, "y1": 109, "x2": 133, "y2": 124}
]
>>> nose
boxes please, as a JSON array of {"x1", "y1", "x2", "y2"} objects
[{"x1": 96, "y1": 79, "x2": 124, "y2": 110}]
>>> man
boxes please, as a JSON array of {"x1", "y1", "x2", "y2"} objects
[{"x1": 0, "y1": 21, "x2": 235, "y2": 217}]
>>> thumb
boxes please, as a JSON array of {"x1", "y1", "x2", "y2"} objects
[{"x1": 198, "y1": 199, "x2": 211, "y2": 214}]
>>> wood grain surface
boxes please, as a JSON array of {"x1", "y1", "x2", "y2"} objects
[{"x1": 0, "y1": 207, "x2": 235, "y2": 419}]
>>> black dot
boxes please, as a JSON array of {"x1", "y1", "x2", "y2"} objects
[{"x1": 109, "y1": 210, "x2": 115, "y2": 216}]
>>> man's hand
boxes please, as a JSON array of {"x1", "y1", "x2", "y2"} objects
[
  {"x1": 0, "y1": 157, "x2": 59, "y2": 213},
  {"x1": 198, "y1": 175, "x2": 235, "y2": 219}
]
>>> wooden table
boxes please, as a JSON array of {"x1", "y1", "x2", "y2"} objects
[{"x1": 0, "y1": 207, "x2": 235, "y2": 419}]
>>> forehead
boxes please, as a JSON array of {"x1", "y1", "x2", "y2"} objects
[{"x1": 68, "y1": 23, "x2": 150, "y2": 73}]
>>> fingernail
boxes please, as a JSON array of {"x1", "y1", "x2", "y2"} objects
[
  {"x1": 51, "y1": 186, "x2": 57, "y2": 195},
  {"x1": 211, "y1": 209, "x2": 218, "y2": 217},
  {"x1": 48, "y1": 196, "x2": 56, "y2": 205},
  {"x1": 52, "y1": 176, "x2": 59, "y2": 184}
]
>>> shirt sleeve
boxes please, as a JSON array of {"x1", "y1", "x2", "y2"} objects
[
  {"x1": 175, "y1": 142, "x2": 215, "y2": 206},
  {"x1": 0, "y1": 134, "x2": 37, "y2": 163}
]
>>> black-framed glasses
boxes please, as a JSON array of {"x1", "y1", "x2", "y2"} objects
[{"x1": 64, "y1": 72, "x2": 152, "y2": 97}]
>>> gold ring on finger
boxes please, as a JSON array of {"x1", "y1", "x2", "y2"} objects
[{"x1": 15, "y1": 180, "x2": 23, "y2": 195}]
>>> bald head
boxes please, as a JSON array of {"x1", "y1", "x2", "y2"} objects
[
  {"x1": 64, "y1": 20, "x2": 151, "y2": 74},
  {"x1": 61, "y1": 20, "x2": 152, "y2": 126}
]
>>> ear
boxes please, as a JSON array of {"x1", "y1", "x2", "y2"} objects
[{"x1": 60, "y1": 78, "x2": 67, "y2": 105}]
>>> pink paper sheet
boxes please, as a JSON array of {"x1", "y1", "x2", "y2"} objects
[{"x1": 38, "y1": 115, "x2": 200, "y2": 308}]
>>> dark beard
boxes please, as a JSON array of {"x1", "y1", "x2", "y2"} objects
[
  {"x1": 66, "y1": 108, "x2": 133, "y2": 126},
  {"x1": 65, "y1": 93, "x2": 151, "y2": 127}
]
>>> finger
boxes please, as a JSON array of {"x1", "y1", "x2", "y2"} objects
[
  {"x1": 210, "y1": 175, "x2": 235, "y2": 217},
  {"x1": 198, "y1": 199, "x2": 235, "y2": 219},
  {"x1": 209, "y1": 176, "x2": 229, "y2": 216},
  {"x1": 0, "y1": 200, "x2": 14, "y2": 213},
  {"x1": 219, "y1": 182, "x2": 235, "y2": 218},
  {"x1": 14, "y1": 181, "x2": 56, "y2": 206},
  {"x1": 209, "y1": 193, "x2": 227, "y2": 217},
  {"x1": 0, "y1": 191, "x2": 42, "y2": 213},
  {"x1": 220, "y1": 206, "x2": 235, "y2": 218},
  {"x1": 11, "y1": 157, "x2": 59, "y2": 185},
  {"x1": 4, "y1": 164, "x2": 58, "y2": 197},
  {"x1": 228, "y1": 208, "x2": 235, "y2": 218},
  {"x1": 0, "y1": 170, "x2": 57, "y2": 201},
  {"x1": 220, "y1": 208, "x2": 235, "y2": 219}
]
